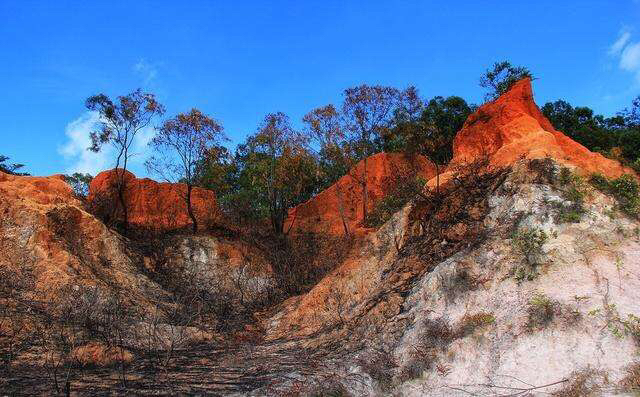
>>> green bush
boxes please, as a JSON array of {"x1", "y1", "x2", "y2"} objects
[
  {"x1": 555, "y1": 168, "x2": 587, "y2": 223},
  {"x1": 632, "y1": 158, "x2": 640, "y2": 173},
  {"x1": 590, "y1": 173, "x2": 640, "y2": 217},
  {"x1": 512, "y1": 227, "x2": 548, "y2": 265},
  {"x1": 589, "y1": 173, "x2": 609, "y2": 192},
  {"x1": 609, "y1": 174, "x2": 640, "y2": 217}
]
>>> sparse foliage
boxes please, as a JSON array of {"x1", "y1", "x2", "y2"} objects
[
  {"x1": 0, "y1": 155, "x2": 28, "y2": 175},
  {"x1": 146, "y1": 108, "x2": 225, "y2": 232},
  {"x1": 64, "y1": 172, "x2": 93, "y2": 199},
  {"x1": 86, "y1": 89, "x2": 165, "y2": 232}
]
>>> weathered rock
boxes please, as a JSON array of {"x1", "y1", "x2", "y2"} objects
[
  {"x1": 285, "y1": 152, "x2": 437, "y2": 235},
  {"x1": 88, "y1": 169, "x2": 219, "y2": 231},
  {"x1": 427, "y1": 78, "x2": 635, "y2": 189},
  {"x1": 0, "y1": 170, "x2": 165, "y2": 303}
]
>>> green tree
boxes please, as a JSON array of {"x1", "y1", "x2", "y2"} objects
[
  {"x1": 86, "y1": 89, "x2": 164, "y2": 232},
  {"x1": 480, "y1": 61, "x2": 532, "y2": 101},
  {"x1": 146, "y1": 108, "x2": 225, "y2": 233},
  {"x1": 235, "y1": 112, "x2": 318, "y2": 234}
]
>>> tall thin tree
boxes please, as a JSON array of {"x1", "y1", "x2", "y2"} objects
[
  {"x1": 87, "y1": 89, "x2": 164, "y2": 232},
  {"x1": 146, "y1": 109, "x2": 225, "y2": 233},
  {"x1": 341, "y1": 85, "x2": 400, "y2": 222}
]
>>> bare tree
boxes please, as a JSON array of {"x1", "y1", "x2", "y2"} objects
[
  {"x1": 146, "y1": 108, "x2": 225, "y2": 233},
  {"x1": 342, "y1": 85, "x2": 401, "y2": 222},
  {"x1": 86, "y1": 89, "x2": 165, "y2": 233}
]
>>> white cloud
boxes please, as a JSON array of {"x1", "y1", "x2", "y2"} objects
[
  {"x1": 609, "y1": 30, "x2": 631, "y2": 55},
  {"x1": 620, "y1": 42, "x2": 640, "y2": 71},
  {"x1": 133, "y1": 59, "x2": 158, "y2": 85},
  {"x1": 609, "y1": 29, "x2": 640, "y2": 83},
  {"x1": 58, "y1": 112, "x2": 112, "y2": 175},
  {"x1": 59, "y1": 112, "x2": 154, "y2": 176}
]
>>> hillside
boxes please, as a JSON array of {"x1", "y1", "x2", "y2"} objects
[{"x1": 1, "y1": 79, "x2": 639, "y2": 396}]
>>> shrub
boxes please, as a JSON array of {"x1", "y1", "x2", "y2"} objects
[
  {"x1": 589, "y1": 173, "x2": 609, "y2": 191},
  {"x1": 555, "y1": 167, "x2": 587, "y2": 223},
  {"x1": 590, "y1": 173, "x2": 640, "y2": 217},
  {"x1": 552, "y1": 368, "x2": 604, "y2": 397},
  {"x1": 619, "y1": 362, "x2": 640, "y2": 393},
  {"x1": 632, "y1": 158, "x2": 640, "y2": 173},
  {"x1": 512, "y1": 227, "x2": 548, "y2": 265},
  {"x1": 609, "y1": 174, "x2": 640, "y2": 217},
  {"x1": 365, "y1": 176, "x2": 426, "y2": 228},
  {"x1": 526, "y1": 293, "x2": 556, "y2": 331}
]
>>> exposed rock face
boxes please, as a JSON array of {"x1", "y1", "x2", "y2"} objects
[
  {"x1": 450, "y1": 78, "x2": 633, "y2": 178},
  {"x1": 285, "y1": 152, "x2": 437, "y2": 235},
  {"x1": 262, "y1": 160, "x2": 640, "y2": 396},
  {"x1": 0, "y1": 170, "x2": 164, "y2": 303},
  {"x1": 88, "y1": 169, "x2": 219, "y2": 231}
]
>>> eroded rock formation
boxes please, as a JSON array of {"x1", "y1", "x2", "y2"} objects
[
  {"x1": 88, "y1": 169, "x2": 219, "y2": 231},
  {"x1": 285, "y1": 152, "x2": 437, "y2": 235},
  {"x1": 450, "y1": 78, "x2": 633, "y2": 178}
]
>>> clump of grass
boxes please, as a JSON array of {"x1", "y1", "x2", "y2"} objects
[
  {"x1": 590, "y1": 173, "x2": 640, "y2": 218},
  {"x1": 526, "y1": 293, "x2": 556, "y2": 331},
  {"x1": 455, "y1": 312, "x2": 495, "y2": 338}
]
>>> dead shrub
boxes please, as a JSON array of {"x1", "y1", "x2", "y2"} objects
[
  {"x1": 70, "y1": 342, "x2": 133, "y2": 368},
  {"x1": 551, "y1": 368, "x2": 605, "y2": 396},
  {"x1": 357, "y1": 348, "x2": 398, "y2": 392},
  {"x1": 406, "y1": 156, "x2": 508, "y2": 269},
  {"x1": 619, "y1": 362, "x2": 640, "y2": 393}
]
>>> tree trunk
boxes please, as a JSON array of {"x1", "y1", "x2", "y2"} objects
[
  {"x1": 186, "y1": 184, "x2": 198, "y2": 233},
  {"x1": 117, "y1": 169, "x2": 128, "y2": 235},
  {"x1": 362, "y1": 155, "x2": 368, "y2": 223},
  {"x1": 336, "y1": 184, "x2": 350, "y2": 236}
]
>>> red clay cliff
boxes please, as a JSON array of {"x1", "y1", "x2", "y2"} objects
[
  {"x1": 450, "y1": 78, "x2": 633, "y2": 178},
  {"x1": 285, "y1": 152, "x2": 438, "y2": 235},
  {"x1": 88, "y1": 169, "x2": 218, "y2": 231}
]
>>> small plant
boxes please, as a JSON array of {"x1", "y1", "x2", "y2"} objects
[
  {"x1": 589, "y1": 173, "x2": 609, "y2": 191},
  {"x1": 526, "y1": 293, "x2": 556, "y2": 331},
  {"x1": 512, "y1": 227, "x2": 548, "y2": 265},
  {"x1": 632, "y1": 158, "x2": 640, "y2": 173},
  {"x1": 609, "y1": 174, "x2": 640, "y2": 217},
  {"x1": 455, "y1": 312, "x2": 495, "y2": 338}
]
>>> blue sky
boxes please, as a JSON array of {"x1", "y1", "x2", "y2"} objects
[{"x1": 1, "y1": 1, "x2": 639, "y2": 177}]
